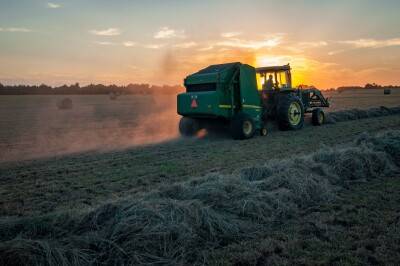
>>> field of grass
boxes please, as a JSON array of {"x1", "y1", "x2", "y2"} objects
[
  {"x1": 0, "y1": 90, "x2": 400, "y2": 265},
  {"x1": 323, "y1": 89, "x2": 400, "y2": 111},
  {"x1": 0, "y1": 94, "x2": 178, "y2": 162},
  {"x1": 0, "y1": 89, "x2": 399, "y2": 162}
]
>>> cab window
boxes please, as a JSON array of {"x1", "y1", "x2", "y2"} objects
[
  {"x1": 277, "y1": 71, "x2": 289, "y2": 88},
  {"x1": 256, "y1": 72, "x2": 276, "y2": 90},
  {"x1": 257, "y1": 71, "x2": 290, "y2": 90}
]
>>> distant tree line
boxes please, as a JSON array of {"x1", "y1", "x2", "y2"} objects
[
  {"x1": 0, "y1": 83, "x2": 184, "y2": 95},
  {"x1": 0, "y1": 82, "x2": 399, "y2": 95},
  {"x1": 337, "y1": 83, "x2": 400, "y2": 92}
]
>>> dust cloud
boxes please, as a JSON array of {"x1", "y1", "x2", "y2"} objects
[{"x1": 0, "y1": 95, "x2": 180, "y2": 162}]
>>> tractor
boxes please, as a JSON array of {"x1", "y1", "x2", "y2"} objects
[{"x1": 177, "y1": 62, "x2": 329, "y2": 139}]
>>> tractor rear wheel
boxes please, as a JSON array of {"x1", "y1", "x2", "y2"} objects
[
  {"x1": 277, "y1": 95, "x2": 304, "y2": 130},
  {"x1": 312, "y1": 108, "x2": 325, "y2": 126},
  {"x1": 230, "y1": 113, "x2": 255, "y2": 140},
  {"x1": 179, "y1": 117, "x2": 199, "y2": 137}
]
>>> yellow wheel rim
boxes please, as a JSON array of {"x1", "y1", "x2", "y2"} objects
[
  {"x1": 318, "y1": 112, "x2": 324, "y2": 124},
  {"x1": 243, "y1": 121, "x2": 252, "y2": 135},
  {"x1": 288, "y1": 102, "x2": 301, "y2": 125},
  {"x1": 261, "y1": 128, "x2": 267, "y2": 136}
]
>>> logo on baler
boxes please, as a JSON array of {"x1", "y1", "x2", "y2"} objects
[{"x1": 190, "y1": 96, "x2": 198, "y2": 108}]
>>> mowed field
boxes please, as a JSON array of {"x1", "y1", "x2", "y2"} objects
[
  {"x1": 0, "y1": 89, "x2": 400, "y2": 215},
  {"x1": 0, "y1": 89, "x2": 399, "y2": 163},
  {"x1": 0, "y1": 94, "x2": 179, "y2": 162},
  {"x1": 0, "y1": 89, "x2": 400, "y2": 265}
]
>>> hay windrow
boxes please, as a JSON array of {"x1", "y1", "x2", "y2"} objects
[
  {"x1": 325, "y1": 105, "x2": 400, "y2": 124},
  {"x1": 1, "y1": 130, "x2": 400, "y2": 265}
]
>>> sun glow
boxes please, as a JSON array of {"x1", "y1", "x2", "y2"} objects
[{"x1": 255, "y1": 55, "x2": 288, "y2": 68}]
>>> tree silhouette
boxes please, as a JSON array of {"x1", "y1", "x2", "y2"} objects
[{"x1": 0, "y1": 83, "x2": 184, "y2": 95}]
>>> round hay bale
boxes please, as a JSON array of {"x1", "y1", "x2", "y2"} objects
[
  {"x1": 56, "y1": 98, "x2": 73, "y2": 110},
  {"x1": 109, "y1": 92, "x2": 118, "y2": 100},
  {"x1": 384, "y1": 89, "x2": 391, "y2": 95}
]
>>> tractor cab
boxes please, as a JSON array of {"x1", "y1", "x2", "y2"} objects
[
  {"x1": 256, "y1": 64, "x2": 292, "y2": 91},
  {"x1": 255, "y1": 64, "x2": 293, "y2": 115}
]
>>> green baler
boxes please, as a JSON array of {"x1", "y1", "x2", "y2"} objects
[{"x1": 177, "y1": 62, "x2": 329, "y2": 139}]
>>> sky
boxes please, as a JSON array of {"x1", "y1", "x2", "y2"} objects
[{"x1": 0, "y1": 0, "x2": 400, "y2": 88}]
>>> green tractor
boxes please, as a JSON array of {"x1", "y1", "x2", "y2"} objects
[{"x1": 177, "y1": 62, "x2": 329, "y2": 139}]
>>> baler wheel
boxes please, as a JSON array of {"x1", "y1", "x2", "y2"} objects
[
  {"x1": 179, "y1": 117, "x2": 199, "y2": 137},
  {"x1": 230, "y1": 113, "x2": 255, "y2": 140},
  {"x1": 260, "y1": 127, "x2": 268, "y2": 136}
]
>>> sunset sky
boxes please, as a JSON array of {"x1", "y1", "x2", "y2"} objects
[{"x1": 1, "y1": 0, "x2": 400, "y2": 88}]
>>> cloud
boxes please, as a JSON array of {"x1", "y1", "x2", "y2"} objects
[
  {"x1": 216, "y1": 36, "x2": 282, "y2": 50},
  {"x1": 174, "y1": 42, "x2": 197, "y2": 48},
  {"x1": 339, "y1": 38, "x2": 400, "y2": 48},
  {"x1": 90, "y1": 28, "x2": 121, "y2": 36},
  {"x1": 47, "y1": 2, "x2": 61, "y2": 8},
  {"x1": 328, "y1": 49, "x2": 345, "y2": 56},
  {"x1": 285, "y1": 41, "x2": 328, "y2": 53},
  {"x1": 298, "y1": 41, "x2": 328, "y2": 48},
  {"x1": 0, "y1": 27, "x2": 31, "y2": 32},
  {"x1": 94, "y1": 41, "x2": 117, "y2": 46},
  {"x1": 197, "y1": 45, "x2": 214, "y2": 51},
  {"x1": 127, "y1": 65, "x2": 138, "y2": 70},
  {"x1": 144, "y1": 44, "x2": 165, "y2": 49},
  {"x1": 93, "y1": 41, "x2": 159, "y2": 48},
  {"x1": 221, "y1": 32, "x2": 242, "y2": 38},
  {"x1": 154, "y1": 27, "x2": 185, "y2": 39},
  {"x1": 93, "y1": 41, "x2": 136, "y2": 47},
  {"x1": 123, "y1": 41, "x2": 136, "y2": 47}
]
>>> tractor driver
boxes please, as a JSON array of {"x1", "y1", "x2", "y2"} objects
[
  {"x1": 261, "y1": 74, "x2": 274, "y2": 104},
  {"x1": 264, "y1": 74, "x2": 274, "y2": 90}
]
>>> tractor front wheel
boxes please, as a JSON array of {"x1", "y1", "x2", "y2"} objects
[
  {"x1": 230, "y1": 113, "x2": 255, "y2": 140},
  {"x1": 179, "y1": 117, "x2": 199, "y2": 137},
  {"x1": 312, "y1": 108, "x2": 325, "y2": 126},
  {"x1": 260, "y1": 127, "x2": 268, "y2": 136},
  {"x1": 277, "y1": 95, "x2": 304, "y2": 130}
]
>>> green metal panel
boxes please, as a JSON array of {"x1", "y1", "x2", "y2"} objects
[
  {"x1": 177, "y1": 91, "x2": 223, "y2": 117},
  {"x1": 238, "y1": 64, "x2": 262, "y2": 128},
  {"x1": 177, "y1": 62, "x2": 263, "y2": 130},
  {"x1": 184, "y1": 62, "x2": 241, "y2": 85},
  {"x1": 178, "y1": 63, "x2": 241, "y2": 118},
  {"x1": 184, "y1": 73, "x2": 219, "y2": 85}
]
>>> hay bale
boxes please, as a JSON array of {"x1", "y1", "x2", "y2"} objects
[
  {"x1": 109, "y1": 92, "x2": 118, "y2": 100},
  {"x1": 56, "y1": 98, "x2": 73, "y2": 110}
]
